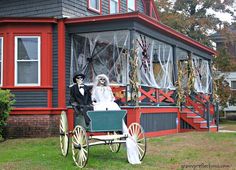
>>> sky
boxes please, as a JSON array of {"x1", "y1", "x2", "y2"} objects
[{"x1": 209, "y1": 0, "x2": 236, "y2": 24}]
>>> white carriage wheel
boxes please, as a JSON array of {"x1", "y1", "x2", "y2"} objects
[
  {"x1": 128, "y1": 123, "x2": 147, "y2": 161},
  {"x1": 107, "y1": 132, "x2": 121, "y2": 153},
  {"x1": 72, "y1": 125, "x2": 89, "y2": 168},
  {"x1": 59, "y1": 111, "x2": 69, "y2": 157}
]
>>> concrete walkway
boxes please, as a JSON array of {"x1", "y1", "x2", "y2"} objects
[
  {"x1": 218, "y1": 125, "x2": 236, "y2": 133},
  {"x1": 218, "y1": 129, "x2": 236, "y2": 133}
]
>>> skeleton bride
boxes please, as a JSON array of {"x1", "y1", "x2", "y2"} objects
[{"x1": 92, "y1": 74, "x2": 120, "y2": 111}]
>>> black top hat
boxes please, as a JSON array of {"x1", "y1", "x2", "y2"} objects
[{"x1": 73, "y1": 71, "x2": 85, "y2": 83}]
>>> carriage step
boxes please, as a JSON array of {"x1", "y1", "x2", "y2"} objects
[{"x1": 90, "y1": 134, "x2": 127, "y2": 141}]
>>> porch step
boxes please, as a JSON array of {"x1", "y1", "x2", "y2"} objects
[
  {"x1": 193, "y1": 117, "x2": 204, "y2": 121},
  {"x1": 194, "y1": 120, "x2": 212, "y2": 124},
  {"x1": 187, "y1": 115, "x2": 201, "y2": 118},
  {"x1": 183, "y1": 105, "x2": 197, "y2": 108},
  {"x1": 181, "y1": 109, "x2": 200, "y2": 115},
  {"x1": 181, "y1": 113, "x2": 217, "y2": 132}
]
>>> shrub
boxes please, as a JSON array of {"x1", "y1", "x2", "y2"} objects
[{"x1": 0, "y1": 89, "x2": 14, "y2": 139}]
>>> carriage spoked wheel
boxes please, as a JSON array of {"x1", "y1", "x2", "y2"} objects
[
  {"x1": 128, "y1": 123, "x2": 147, "y2": 161},
  {"x1": 72, "y1": 125, "x2": 89, "y2": 168},
  {"x1": 107, "y1": 131, "x2": 121, "y2": 153},
  {"x1": 59, "y1": 111, "x2": 69, "y2": 157}
]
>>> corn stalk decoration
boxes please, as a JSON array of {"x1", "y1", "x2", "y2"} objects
[
  {"x1": 176, "y1": 61, "x2": 186, "y2": 107},
  {"x1": 176, "y1": 53, "x2": 196, "y2": 108},
  {"x1": 187, "y1": 55, "x2": 195, "y2": 95},
  {"x1": 211, "y1": 64, "x2": 220, "y2": 103},
  {"x1": 129, "y1": 43, "x2": 139, "y2": 106}
]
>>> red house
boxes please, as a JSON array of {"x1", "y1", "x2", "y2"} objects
[{"x1": 0, "y1": 0, "x2": 217, "y2": 138}]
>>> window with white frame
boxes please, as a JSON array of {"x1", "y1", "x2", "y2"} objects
[
  {"x1": 231, "y1": 80, "x2": 236, "y2": 90},
  {"x1": 127, "y1": 0, "x2": 135, "y2": 12},
  {"x1": 110, "y1": 0, "x2": 119, "y2": 14},
  {"x1": 88, "y1": 0, "x2": 101, "y2": 13},
  {"x1": 15, "y1": 36, "x2": 40, "y2": 86},
  {"x1": 0, "y1": 37, "x2": 3, "y2": 86}
]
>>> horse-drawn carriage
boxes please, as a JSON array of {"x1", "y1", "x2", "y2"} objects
[{"x1": 59, "y1": 109, "x2": 147, "y2": 168}]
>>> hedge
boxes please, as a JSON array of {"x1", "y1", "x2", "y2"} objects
[{"x1": 0, "y1": 89, "x2": 14, "y2": 139}]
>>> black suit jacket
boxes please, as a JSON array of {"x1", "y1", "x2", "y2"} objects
[{"x1": 69, "y1": 84, "x2": 92, "y2": 106}]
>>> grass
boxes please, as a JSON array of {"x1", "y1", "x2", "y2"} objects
[
  {"x1": 0, "y1": 122, "x2": 236, "y2": 170},
  {"x1": 219, "y1": 119, "x2": 236, "y2": 131}
]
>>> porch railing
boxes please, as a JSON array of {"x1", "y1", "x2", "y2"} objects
[
  {"x1": 111, "y1": 85, "x2": 176, "y2": 106},
  {"x1": 186, "y1": 91, "x2": 218, "y2": 131}
]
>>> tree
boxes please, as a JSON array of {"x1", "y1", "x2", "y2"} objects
[
  {"x1": 214, "y1": 47, "x2": 234, "y2": 72},
  {"x1": 214, "y1": 24, "x2": 236, "y2": 110},
  {"x1": 156, "y1": 0, "x2": 235, "y2": 47},
  {"x1": 155, "y1": 0, "x2": 236, "y2": 111}
]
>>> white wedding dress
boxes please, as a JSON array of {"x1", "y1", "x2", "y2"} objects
[{"x1": 92, "y1": 86, "x2": 120, "y2": 111}]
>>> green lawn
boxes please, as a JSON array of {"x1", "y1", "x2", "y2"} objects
[
  {"x1": 219, "y1": 119, "x2": 236, "y2": 131},
  {"x1": 1, "y1": 130, "x2": 236, "y2": 170}
]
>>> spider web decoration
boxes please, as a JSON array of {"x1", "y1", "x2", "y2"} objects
[
  {"x1": 71, "y1": 31, "x2": 130, "y2": 84},
  {"x1": 81, "y1": 40, "x2": 110, "y2": 80},
  {"x1": 192, "y1": 56, "x2": 211, "y2": 93},
  {"x1": 136, "y1": 34, "x2": 151, "y2": 73}
]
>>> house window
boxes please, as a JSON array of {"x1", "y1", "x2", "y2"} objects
[
  {"x1": 15, "y1": 36, "x2": 40, "y2": 86},
  {"x1": 110, "y1": 0, "x2": 119, "y2": 14},
  {"x1": 88, "y1": 0, "x2": 101, "y2": 13},
  {"x1": 127, "y1": 0, "x2": 135, "y2": 12},
  {"x1": 231, "y1": 81, "x2": 236, "y2": 90},
  {"x1": 0, "y1": 37, "x2": 2, "y2": 86}
]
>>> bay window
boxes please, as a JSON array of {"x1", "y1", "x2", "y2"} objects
[{"x1": 15, "y1": 36, "x2": 40, "y2": 86}]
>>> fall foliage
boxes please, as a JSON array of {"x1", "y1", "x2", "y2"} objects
[{"x1": 155, "y1": 0, "x2": 236, "y2": 110}]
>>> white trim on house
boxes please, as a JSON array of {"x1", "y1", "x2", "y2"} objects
[
  {"x1": 0, "y1": 37, "x2": 3, "y2": 86},
  {"x1": 14, "y1": 36, "x2": 41, "y2": 86}
]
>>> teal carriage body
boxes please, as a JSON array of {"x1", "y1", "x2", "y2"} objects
[
  {"x1": 59, "y1": 109, "x2": 146, "y2": 168},
  {"x1": 87, "y1": 110, "x2": 126, "y2": 132}
]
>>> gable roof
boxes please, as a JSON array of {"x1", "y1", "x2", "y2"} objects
[{"x1": 143, "y1": 0, "x2": 160, "y2": 20}]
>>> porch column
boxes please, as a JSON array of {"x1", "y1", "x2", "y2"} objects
[
  {"x1": 209, "y1": 60, "x2": 213, "y2": 97},
  {"x1": 173, "y1": 45, "x2": 178, "y2": 84},
  {"x1": 129, "y1": 29, "x2": 137, "y2": 105},
  {"x1": 58, "y1": 19, "x2": 66, "y2": 108}
]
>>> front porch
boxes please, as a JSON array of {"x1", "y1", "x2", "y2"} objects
[{"x1": 63, "y1": 12, "x2": 218, "y2": 136}]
